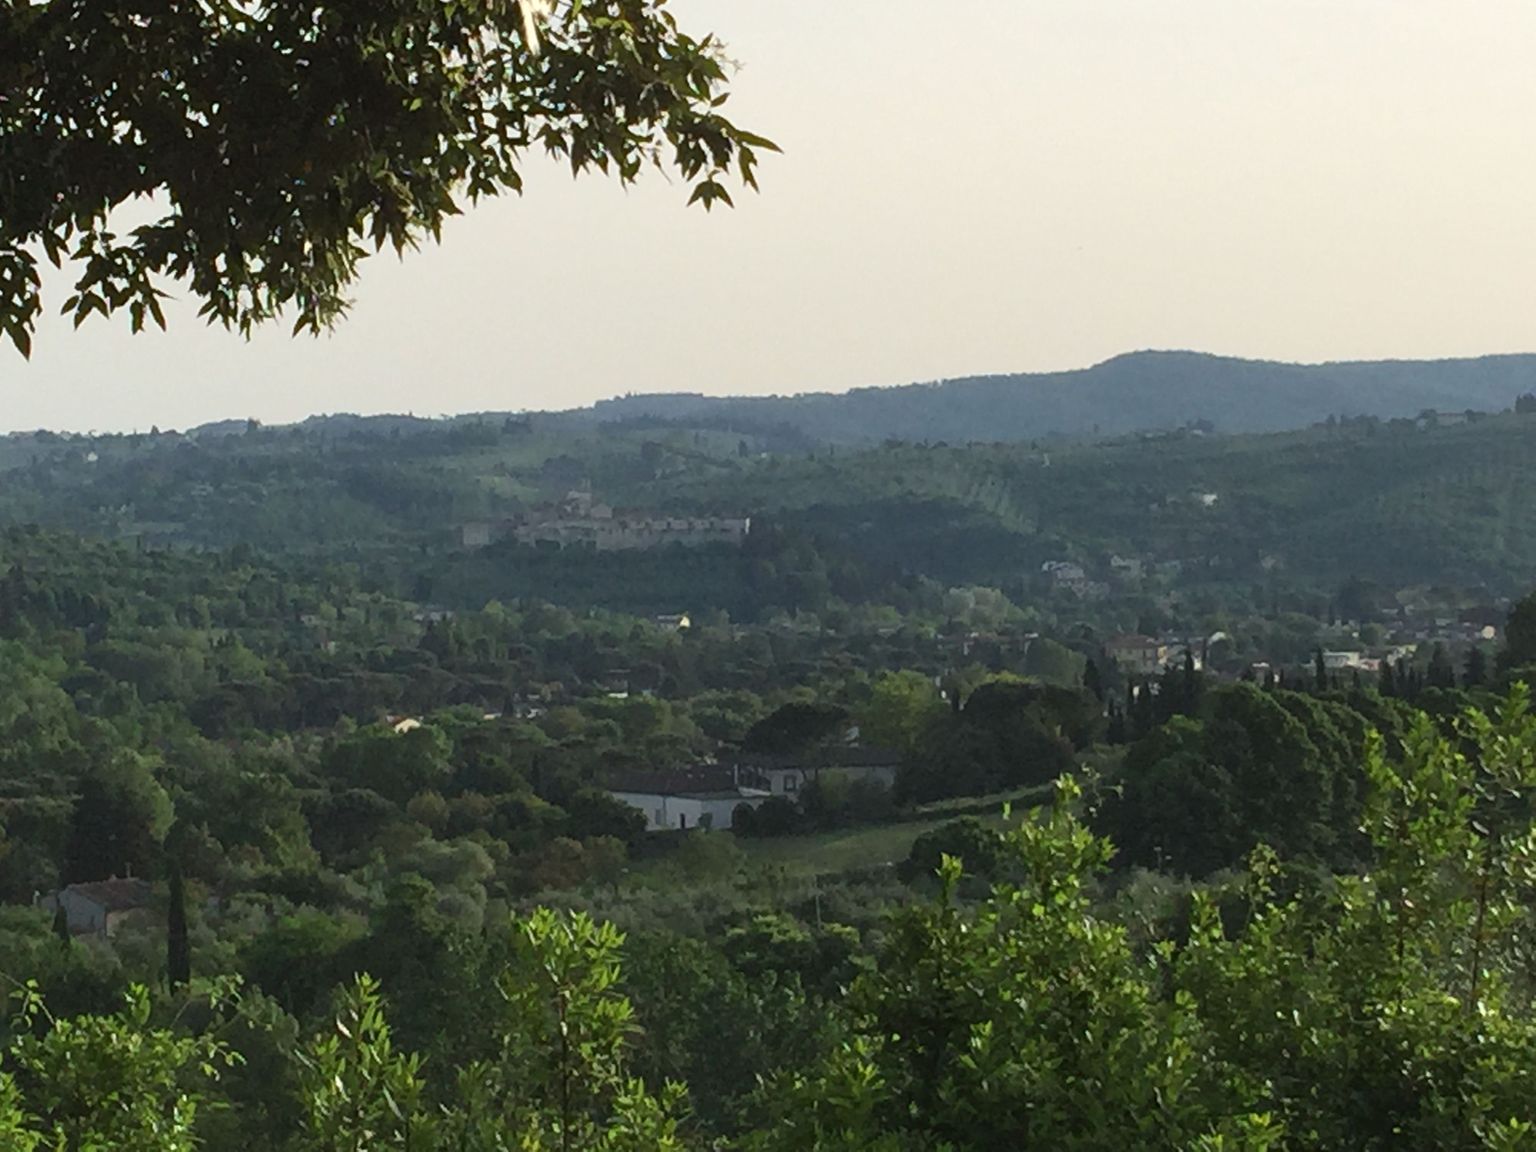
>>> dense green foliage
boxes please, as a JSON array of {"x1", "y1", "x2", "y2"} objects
[
  {"x1": 1094, "y1": 683, "x2": 1411, "y2": 877},
  {"x1": 0, "y1": 0, "x2": 773, "y2": 355},
  {"x1": 6, "y1": 695, "x2": 1536, "y2": 1148},
  {"x1": 5, "y1": 409, "x2": 1536, "y2": 1145}
]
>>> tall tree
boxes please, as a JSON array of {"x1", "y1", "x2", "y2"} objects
[
  {"x1": 1426, "y1": 642, "x2": 1457, "y2": 690},
  {"x1": 64, "y1": 753, "x2": 173, "y2": 883},
  {"x1": 1464, "y1": 645, "x2": 1489, "y2": 689},
  {"x1": 1502, "y1": 589, "x2": 1536, "y2": 673},
  {"x1": 166, "y1": 826, "x2": 191, "y2": 990},
  {"x1": 858, "y1": 671, "x2": 946, "y2": 757},
  {"x1": 1082, "y1": 656, "x2": 1106, "y2": 703},
  {"x1": 1182, "y1": 647, "x2": 1203, "y2": 716}
]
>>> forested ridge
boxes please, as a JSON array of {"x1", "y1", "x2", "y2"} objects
[
  {"x1": 5, "y1": 401, "x2": 1536, "y2": 611},
  {"x1": 577, "y1": 350, "x2": 1536, "y2": 441}
]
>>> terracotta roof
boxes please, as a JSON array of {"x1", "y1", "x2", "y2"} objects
[{"x1": 64, "y1": 878, "x2": 153, "y2": 912}]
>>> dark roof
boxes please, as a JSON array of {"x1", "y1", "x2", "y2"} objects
[
  {"x1": 64, "y1": 878, "x2": 153, "y2": 912},
  {"x1": 733, "y1": 747, "x2": 901, "y2": 772},
  {"x1": 608, "y1": 766, "x2": 737, "y2": 796}
]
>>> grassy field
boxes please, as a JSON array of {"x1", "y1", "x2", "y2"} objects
[
  {"x1": 731, "y1": 772, "x2": 1108, "y2": 879},
  {"x1": 738, "y1": 809, "x2": 1015, "y2": 878}
]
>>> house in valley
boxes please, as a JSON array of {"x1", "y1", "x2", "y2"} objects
[
  {"x1": 1104, "y1": 634, "x2": 1168, "y2": 677},
  {"x1": 607, "y1": 768, "x2": 770, "y2": 832},
  {"x1": 731, "y1": 746, "x2": 902, "y2": 798},
  {"x1": 39, "y1": 878, "x2": 153, "y2": 939},
  {"x1": 1322, "y1": 650, "x2": 1367, "y2": 671}
]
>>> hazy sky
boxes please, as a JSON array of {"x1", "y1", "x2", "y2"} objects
[{"x1": 4, "y1": 0, "x2": 1535, "y2": 432}]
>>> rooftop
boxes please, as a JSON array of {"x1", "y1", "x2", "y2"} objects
[
  {"x1": 733, "y1": 746, "x2": 902, "y2": 771},
  {"x1": 608, "y1": 766, "x2": 736, "y2": 796},
  {"x1": 63, "y1": 877, "x2": 153, "y2": 912}
]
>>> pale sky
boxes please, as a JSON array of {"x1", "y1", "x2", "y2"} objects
[{"x1": 3, "y1": 1, "x2": 1535, "y2": 433}]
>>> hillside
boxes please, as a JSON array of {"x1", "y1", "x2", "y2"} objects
[
  {"x1": 569, "y1": 350, "x2": 1536, "y2": 443},
  {"x1": 4, "y1": 407, "x2": 1536, "y2": 616},
  {"x1": 633, "y1": 412, "x2": 1536, "y2": 595}
]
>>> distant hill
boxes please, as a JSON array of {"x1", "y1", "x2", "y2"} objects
[
  {"x1": 567, "y1": 351, "x2": 1536, "y2": 443},
  {"x1": 6, "y1": 387, "x2": 1536, "y2": 607}
]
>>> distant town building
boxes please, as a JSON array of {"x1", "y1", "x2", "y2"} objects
[
  {"x1": 1322, "y1": 651, "x2": 1367, "y2": 671},
  {"x1": 460, "y1": 493, "x2": 750, "y2": 553},
  {"x1": 1104, "y1": 634, "x2": 1168, "y2": 677},
  {"x1": 731, "y1": 747, "x2": 902, "y2": 797},
  {"x1": 460, "y1": 521, "x2": 497, "y2": 549},
  {"x1": 1041, "y1": 560, "x2": 1095, "y2": 595},
  {"x1": 1108, "y1": 554, "x2": 1144, "y2": 579}
]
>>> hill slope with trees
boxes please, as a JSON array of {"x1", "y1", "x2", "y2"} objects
[
  {"x1": 5, "y1": 405, "x2": 1536, "y2": 616},
  {"x1": 569, "y1": 350, "x2": 1536, "y2": 442}
]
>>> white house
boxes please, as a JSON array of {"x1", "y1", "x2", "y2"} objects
[
  {"x1": 1041, "y1": 560, "x2": 1088, "y2": 591},
  {"x1": 1109, "y1": 555, "x2": 1144, "y2": 579},
  {"x1": 39, "y1": 878, "x2": 153, "y2": 939},
  {"x1": 460, "y1": 522, "x2": 497, "y2": 549},
  {"x1": 1322, "y1": 651, "x2": 1367, "y2": 671},
  {"x1": 732, "y1": 748, "x2": 901, "y2": 797},
  {"x1": 608, "y1": 768, "x2": 769, "y2": 832}
]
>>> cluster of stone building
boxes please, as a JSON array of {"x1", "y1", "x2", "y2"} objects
[{"x1": 461, "y1": 490, "x2": 750, "y2": 552}]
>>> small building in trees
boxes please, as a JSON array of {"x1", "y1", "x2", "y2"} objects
[
  {"x1": 39, "y1": 878, "x2": 153, "y2": 939},
  {"x1": 608, "y1": 768, "x2": 770, "y2": 832},
  {"x1": 732, "y1": 747, "x2": 902, "y2": 798},
  {"x1": 1322, "y1": 651, "x2": 1367, "y2": 671},
  {"x1": 1105, "y1": 634, "x2": 1167, "y2": 677},
  {"x1": 460, "y1": 522, "x2": 497, "y2": 548}
]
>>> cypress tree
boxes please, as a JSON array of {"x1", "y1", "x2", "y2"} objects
[
  {"x1": 52, "y1": 901, "x2": 70, "y2": 945},
  {"x1": 1157, "y1": 664, "x2": 1181, "y2": 723},
  {"x1": 1182, "y1": 647, "x2": 1201, "y2": 715},
  {"x1": 1314, "y1": 648, "x2": 1329, "y2": 694},
  {"x1": 1083, "y1": 657, "x2": 1105, "y2": 703},
  {"x1": 1464, "y1": 646, "x2": 1489, "y2": 689},
  {"x1": 166, "y1": 829, "x2": 191, "y2": 990},
  {"x1": 1427, "y1": 643, "x2": 1456, "y2": 690},
  {"x1": 1106, "y1": 702, "x2": 1127, "y2": 745},
  {"x1": 1132, "y1": 679, "x2": 1157, "y2": 738}
]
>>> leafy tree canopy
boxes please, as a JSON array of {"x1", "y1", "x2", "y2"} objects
[{"x1": 0, "y1": 0, "x2": 775, "y2": 355}]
